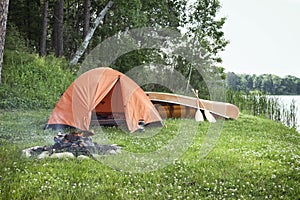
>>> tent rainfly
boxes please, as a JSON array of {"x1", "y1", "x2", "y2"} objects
[{"x1": 45, "y1": 67, "x2": 163, "y2": 132}]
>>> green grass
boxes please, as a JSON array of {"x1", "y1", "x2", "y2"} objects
[{"x1": 0, "y1": 110, "x2": 299, "y2": 199}]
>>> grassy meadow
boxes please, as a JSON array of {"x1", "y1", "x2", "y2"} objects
[{"x1": 0, "y1": 110, "x2": 299, "y2": 199}]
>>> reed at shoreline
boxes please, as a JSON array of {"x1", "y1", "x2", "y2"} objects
[{"x1": 226, "y1": 90, "x2": 298, "y2": 129}]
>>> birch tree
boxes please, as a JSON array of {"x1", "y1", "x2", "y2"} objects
[
  {"x1": 70, "y1": 0, "x2": 113, "y2": 65},
  {"x1": 0, "y1": 0, "x2": 9, "y2": 84}
]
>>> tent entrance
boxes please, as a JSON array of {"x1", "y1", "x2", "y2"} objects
[{"x1": 90, "y1": 81, "x2": 126, "y2": 127}]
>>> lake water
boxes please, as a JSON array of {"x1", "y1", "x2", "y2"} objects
[{"x1": 270, "y1": 95, "x2": 300, "y2": 132}]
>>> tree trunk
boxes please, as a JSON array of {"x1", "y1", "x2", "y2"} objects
[
  {"x1": 40, "y1": 0, "x2": 49, "y2": 56},
  {"x1": 0, "y1": 0, "x2": 9, "y2": 84},
  {"x1": 51, "y1": 1, "x2": 58, "y2": 53},
  {"x1": 83, "y1": 0, "x2": 91, "y2": 38},
  {"x1": 70, "y1": 0, "x2": 113, "y2": 66},
  {"x1": 54, "y1": 0, "x2": 64, "y2": 57},
  {"x1": 186, "y1": 64, "x2": 192, "y2": 92}
]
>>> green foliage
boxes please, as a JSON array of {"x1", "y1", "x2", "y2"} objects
[
  {"x1": 0, "y1": 54, "x2": 75, "y2": 109},
  {"x1": 7, "y1": 0, "x2": 186, "y2": 58},
  {"x1": 7, "y1": 0, "x2": 41, "y2": 50},
  {"x1": 6, "y1": 0, "x2": 228, "y2": 97},
  {"x1": 140, "y1": 0, "x2": 185, "y2": 28},
  {"x1": 0, "y1": 110, "x2": 299, "y2": 199},
  {"x1": 187, "y1": 0, "x2": 228, "y2": 62},
  {"x1": 226, "y1": 72, "x2": 300, "y2": 95},
  {"x1": 0, "y1": 23, "x2": 76, "y2": 110},
  {"x1": 4, "y1": 24, "x2": 30, "y2": 53}
]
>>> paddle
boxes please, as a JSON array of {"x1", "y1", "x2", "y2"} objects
[
  {"x1": 192, "y1": 89, "x2": 216, "y2": 123},
  {"x1": 194, "y1": 92, "x2": 204, "y2": 122}
]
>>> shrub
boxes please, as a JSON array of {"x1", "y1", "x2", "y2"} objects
[
  {"x1": 4, "y1": 24, "x2": 30, "y2": 53},
  {"x1": 0, "y1": 54, "x2": 75, "y2": 109}
]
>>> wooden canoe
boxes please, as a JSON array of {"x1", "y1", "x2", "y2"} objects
[{"x1": 145, "y1": 92, "x2": 240, "y2": 120}]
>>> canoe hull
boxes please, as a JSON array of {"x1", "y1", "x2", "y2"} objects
[
  {"x1": 152, "y1": 101, "x2": 198, "y2": 119},
  {"x1": 146, "y1": 92, "x2": 240, "y2": 120}
]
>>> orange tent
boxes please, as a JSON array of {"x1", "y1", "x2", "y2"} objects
[{"x1": 45, "y1": 67, "x2": 162, "y2": 132}]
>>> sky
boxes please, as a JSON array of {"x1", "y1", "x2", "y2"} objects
[{"x1": 218, "y1": 0, "x2": 300, "y2": 78}]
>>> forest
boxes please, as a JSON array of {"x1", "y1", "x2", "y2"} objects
[
  {"x1": 0, "y1": 0, "x2": 230, "y2": 109},
  {"x1": 226, "y1": 72, "x2": 300, "y2": 95},
  {"x1": 0, "y1": 0, "x2": 299, "y2": 110}
]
